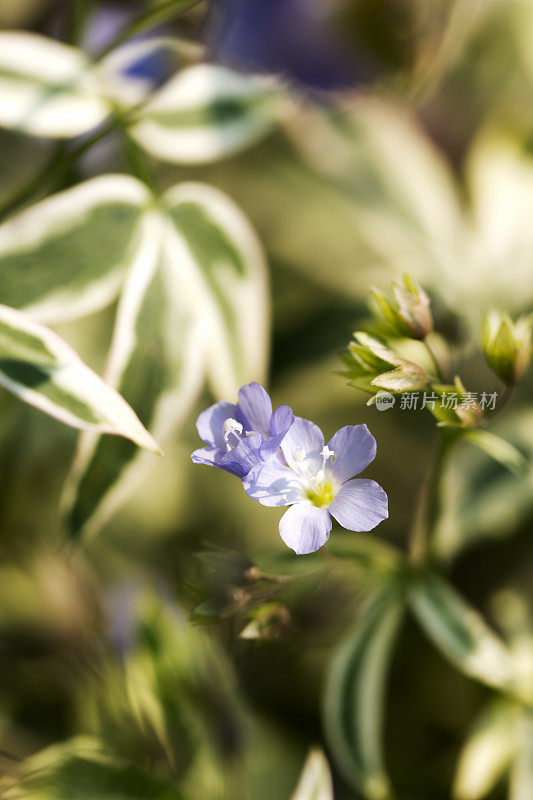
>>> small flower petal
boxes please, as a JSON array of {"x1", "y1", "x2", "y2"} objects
[
  {"x1": 238, "y1": 382, "x2": 272, "y2": 435},
  {"x1": 270, "y1": 404, "x2": 295, "y2": 436},
  {"x1": 220, "y1": 434, "x2": 264, "y2": 478},
  {"x1": 279, "y1": 503, "x2": 332, "y2": 554},
  {"x1": 243, "y1": 458, "x2": 302, "y2": 507},
  {"x1": 329, "y1": 478, "x2": 388, "y2": 531},
  {"x1": 196, "y1": 400, "x2": 242, "y2": 450},
  {"x1": 326, "y1": 424, "x2": 377, "y2": 483},
  {"x1": 281, "y1": 416, "x2": 324, "y2": 473},
  {"x1": 191, "y1": 446, "x2": 246, "y2": 477}
]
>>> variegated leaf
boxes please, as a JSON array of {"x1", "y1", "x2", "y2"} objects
[
  {"x1": 130, "y1": 63, "x2": 282, "y2": 164},
  {"x1": 290, "y1": 749, "x2": 333, "y2": 800},
  {"x1": 164, "y1": 181, "x2": 268, "y2": 398},
  {"x1": 0, "y1": 302, "x2": 158, "y2": 451},
  {"x1": 0, "y1": 32, "x2": 108, "y2": 137},
  {"x1": 0, "y1": 175, "x2": 151, "y2": 323}
]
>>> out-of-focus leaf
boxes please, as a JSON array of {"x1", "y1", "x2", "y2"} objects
[
  {"x1": 453, "y1": 699, "x2": 517, "y2": 800},
  {"x1": 0, "y1": 736, "x2": 185, "y2": 799},
  {"x1": 63, "y1": 213, "x2": 204, "y2": 539},
  {"x1": 0, "y1": 32, "x2": 108, "y2": 137},
  {"x1": 164, "y1": 181, "x2": 268, "y2": 397},
  {"x1": 463, "y1": 429, "x2": 528, "y2": 477},
  {"x1": 409, "y1": 573, "x2": 516, "y2": 692},
  {"x1": 0, "y1": 302, "x2": 159, "y2": 451},
  {"x1": 509, "y1": 712, "x2": 533, "y2": 800},
  {"x1": 324, "y1": 585, "x2": 404, "y2": 800},
  {"x1": 289, "y1": 748, "x2": 333, "y2": 800},
  {"x1": 0, "y1": 175, "x2": 150, "y2": 323},
  {"x1": 131, "y1": 64, "x2": 282, "y2": 164}
]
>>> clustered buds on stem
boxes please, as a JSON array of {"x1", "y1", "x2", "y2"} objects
[
  {"x1": 482, "y1": 311, "x2": 533, "y2": 386},
  {"x1": 371, "y1": 273, "x2": 433, "y2": 340}
]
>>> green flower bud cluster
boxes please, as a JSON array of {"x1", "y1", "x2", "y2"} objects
[{"x1": 482, "y1": 311, "x2": 532, "y2": 386}]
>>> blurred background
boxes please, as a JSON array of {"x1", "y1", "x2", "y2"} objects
[{"x1": 1, "y1": 1, "x2": 533, "y2": 799}]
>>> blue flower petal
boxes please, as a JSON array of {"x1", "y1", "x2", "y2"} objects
[
  {"x1": 279, "y1": 503, "x2": 332, "y2": 554},
  {"x1": 238, "y1": 382, "x2": 272, "y2": 435},
  {"x1": 243, "y1": 458, "x2": 302, "y2": 507},
  {"x1": 196, "y1": 401, "x2": 242, "y2": 450},
  {"x1": 329, "y1": 478, "x2": 388, "y2": 531},
  {"x1": 270, "y1": 404, "x2": 295, "y2": 436},
  {"x1": 220, "y1": 434, "x2": 264, "y2": 478},
  {"x1": 326, "y1": 424, "x2": 377, "y2": 483},
  {"x1": 191, "y1": 446, "x2": 246, "y2": 477},
  {"x1": 281, "y1": 416, "x2": 324, "y2": 473}
]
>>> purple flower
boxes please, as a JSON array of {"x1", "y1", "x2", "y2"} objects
[
  {"x1": 243, "y1": 418, "x2": 388, "y2": 554},
  {"x1": 192, "y1": 382, "x2": 294, "y2": 478}
]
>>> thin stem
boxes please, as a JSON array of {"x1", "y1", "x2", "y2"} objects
[
  {"x1": 119, "y1": 128, "x2": 156, "y2": 192},
  {"x1": 424, "y1": 335, "x2": 445, "y2": 382},
  {"x1": 487, "y1": 384, "x2": 516, "y2": 422}
]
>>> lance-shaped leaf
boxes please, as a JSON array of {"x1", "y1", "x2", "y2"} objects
[
  {"x1": 0, "y1": 32, "x2": 108, "y2": 137},
  {"x1": 453, "y1": 699, "x2": 518, "y2": 800},
  {"x1": 130, "y1": 63, "x2": 282, "y2": 164},
  {"x1": 290, "y1": 749, "x2": 333, "y2": 800},
  {"x1": 63, "y1": 212, "x2": 205, "y2": 539},
  {"x1": 164, "y1": 182, "x2": 268, "y2": 398},
  {"x1": 409, "y1": 573, "x2": 516, "y2": 692},
  {"x1": 323, "y1": 586, "x2": 404, "y2": 800},
  {"x1": 0, "y1": 736, "x2": 185, "y2": 799},
  {"x1": 463, "y1": 429, "x2": 528, "y2": 477},
  {"x1": 509, "y1": 712, "x2": 533, "y2": 800},
  {"x1": 0, "y1": 175, "x2": 151, "y2": 324},
  {"x1": 0, "y1": 302, "x2": 158, "y2": 451}
]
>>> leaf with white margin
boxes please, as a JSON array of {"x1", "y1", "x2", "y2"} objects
[
  {"x1": 0, "y1": 31, "x2": 108, "y2": 137},
  {"x1": 63, "y1": 212, "x2": 205, "y2": 540},
  {"x1": 509, "y1": 712, "x2": 533, "y2": 800},
  {"x1": 324, "y1": 585, "x2": 404, "y2": 800},
  {"x1": 409, "y1": 573, "x2": 516, "y2": 692},
  {"x1": 130, "y1": 63, "x2": 283, "y2": 164},
  {"x1": 0, "y1": 302, "x2": 159, "y2": 452},
  {"x1": 289, "y1": 749, "x2": 333, "y2": 800},
  {"x1": 453, "y1": 699, "x2": 517, "y2": 800},
  {"x1": 164, "y1": 182, "x2": 268, "y2": 398},
  {"x1": 0, "y1": 174, "x2": 151, "y2": 324}
]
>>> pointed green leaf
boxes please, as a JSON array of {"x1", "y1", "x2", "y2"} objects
[
  {"x1": 63, "y1": 213, "x2": 204, "y2": 539},
  {"x1": 290, "y1": 749, "x2": 333, "y2": 800},
  {"x1": 131, "y1": 64, "x2": 282, "y2": 164},
  {"x1": 463, "y1": 429, "x2": 528, "y2": 477},
  {"x1": 0, "y1": 302, "x2": 158, "y2": 451},
  {"x1": 164, "y1": 182, "x2": 268, "y2": 397},
  {"x1": 0, "y1": 175, "x2": 151, "y2": 323},
  {"x1": 409, "y1": 573, "x2": 516, "y2": 691},
  {"x1": 324, "y1": 586, "x2": 404, "y2": 800},
  {"x1": 0, "y1": 32, "x2": 108, "y2": 137}
]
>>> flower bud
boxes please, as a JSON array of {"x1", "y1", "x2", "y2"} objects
[
  {"x1": 371, "y1": 273, "x2": 433, "y2": 340},
  {"x1": 482, "y1": 311, "x2": 533, "y2": 385}
]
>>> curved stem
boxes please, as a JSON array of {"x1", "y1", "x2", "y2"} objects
[{"x1": 424, "y1": 335, "x2": 445, "y2": 382}]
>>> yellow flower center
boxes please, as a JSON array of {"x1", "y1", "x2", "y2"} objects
[{"x1": 305, "y1": 480, "x2": 336, "y2": 508}]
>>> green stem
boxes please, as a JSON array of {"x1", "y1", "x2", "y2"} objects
[
  {"x1": 119, "y1": 129, "x2": 156, "y2": 192},
  {"x1": 424, "y1": 335, "x2": 445, "y2": 382}
]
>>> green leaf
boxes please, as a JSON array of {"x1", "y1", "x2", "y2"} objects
[
  {"x1": 453, "y1": 699, "x2": 517, "y2": 800},
  {"x1": 0, "y1": 302, "x2": 159, "y2": 451},
  {"x1": 289, "y1": 749, "x2": 333, "y2": 800},
  {"x1": 0, "y1": 32, "x2": 108, "y2": 137},
  {"x1": 0, "y1": 736, "x2": 185, "y2": 799},
  {"x1": 463, "y1": 429, "x2": 528, "y2": 477},
  {"x1": 131, "y1": 64, "x2": 282, "y2": 164},
  {"x1": 164, "y1": 181, "x2": 269, "y2": 397},
  {"x1": 509, "y1": 711, "x2": 533, "y2": 800},
  {"x1": 409, "y1": 573, "x2": 516, "y2": 691},
  {"x1": 323, "y1": 585, "x2": 404, "y2": 800},
  {"x1": 63, "y1": 212, "x2": 204, "y2": 539},
  {"x1": 0, "y1": 175, "x2": 150, "y2": 323}
]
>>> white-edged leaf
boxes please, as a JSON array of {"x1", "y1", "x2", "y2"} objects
[
  {"x1": 290, "y1": 748, "x2": 333, "y2": 800},
  {"x1": 164, "y1": 181, "x2": 268, "y2": 397},
  {"x1": 0, "y1": 32, "x2": 108, "y2": 137},
  {"x1": 63, "y1": 212, "x2": 205, "y2": 539},
  {"x1": 323, "y1": 585, "x2": 404, "y2": 800},
  {"x1": 130, "y1": 63, "x2": 282, "y2": 164},
  {"x1": 0, "y1": 174, "x2": 151, "y2": 323},
  {"x1": 509, "y1": 712, "x2": 533, "y2": 800},
  {"x1": 0, "y1": 302, "x2": 159, "y2": 452},
  {"x1": 463, "y1": 429, "x2": 528, "y2": 477},
  {"x1": 453, "y1": 700, "x2": 517, "y2": 800},
  {"x1": 409, "y1": 573, "x2": 516, "y2": 691}
]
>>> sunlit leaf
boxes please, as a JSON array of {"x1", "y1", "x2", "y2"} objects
[
  {"x1": 0, "y1": 32, "x2": 108, "y2": 137},
  {"x1": 0, "y1": 736, "x2": 185, "y2": 799},
  {"x1": 509, "y1": 711, "x2": 533, "y2": 800},
  {"x1": 164, "y1": 181, "x2": 268, "y2": 397},
  {"x1": 409, "y1": 573, "x2": 516, "y2": 691},
  {"x1": 63, "y1": 212, "x2": 204, "y2": 539},
  {"x1": 323, "y1": 585, "x2": 404, "y2": 800},
  {"x1": 0, "y1": 302, "x2": 159, "y2": 451},
  {"x1": 131, "y1": 64, "x2": 282, "y2": 164},
  {"x1": 453, "y1": 699, "x2": 517, "y2": 800},
  {"x1": 289, "y1": 748, "x2": 333, "y2": 800},
  {"x1": 0, "y1": 175, "x2": 151, "y2": 323},
  {"x1": 463, "y1": 429, "x2": 528, "y2": 477}
]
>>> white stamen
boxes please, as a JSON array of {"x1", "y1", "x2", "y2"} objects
[
  {"x1": 321, "y1": 446, "x2": 335, "y2": 461},
  {"x1": 314, "y1": 469, "x2": 324, "y2": 486},
  {"x1": 223, "y1": 417, "x2": 243, "y2": 449}
]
